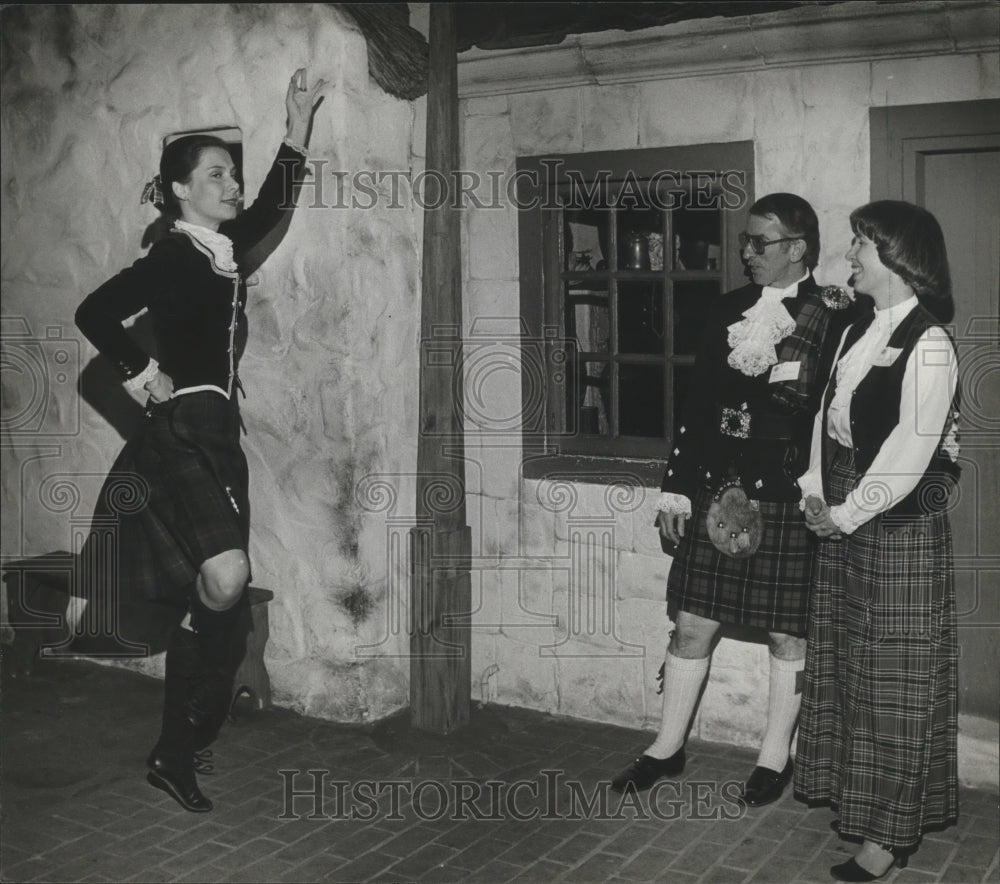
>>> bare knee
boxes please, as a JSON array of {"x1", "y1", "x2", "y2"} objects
[
  {"x1": 669, "y1": 611, "x2": 720, "y2": 659},
  {"x1": 198, "y1": 550, "x2": 249, "y2": 610},
  {"x1": 769, "y1": 632, "x2": 806, "y2": 661}
]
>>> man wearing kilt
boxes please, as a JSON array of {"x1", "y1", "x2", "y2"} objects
[
  {"x1": 74, "y1": 70, "x2": 326, "y2": 813},
  {"x1": 797, "y1": 201, "x2": 960, "y2": 881},
  {"x1": 611, "y1": 193, "x2": 854, "y2": 805}
]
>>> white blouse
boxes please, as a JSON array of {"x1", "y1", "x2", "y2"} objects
[{"x1": 798, "y1": 296, "x2": 958, "y2": 534}]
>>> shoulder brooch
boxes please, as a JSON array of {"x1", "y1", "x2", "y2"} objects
[{"x1": 819, "y1": 285, "x2": 852, "y2": 310}]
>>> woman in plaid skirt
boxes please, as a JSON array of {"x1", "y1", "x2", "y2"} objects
[
  {"x1": 794, "y1": 201, "x2": 960, "y2": 881},
  {"x1": 74, "y1": 69, "x2": 325, "y2": 813}
]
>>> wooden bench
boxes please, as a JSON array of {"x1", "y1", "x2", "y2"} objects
[
  {"x1": 233, "y1": 586, "x2": 273, "y2": 712},
  {"x1": 1, "y1": 552, "x2": 273, "y2": 711}
]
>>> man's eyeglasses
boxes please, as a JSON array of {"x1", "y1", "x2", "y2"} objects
[{"x1": 738, "y1": 233, "x2": 801, "y2": 255}]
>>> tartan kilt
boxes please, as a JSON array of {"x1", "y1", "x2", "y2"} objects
[
  {"x1": 794, "y1": 445, "x2": 959, "y2": 848},
  {"x1": 666, "y1": 483, "x2": 816, "y2": 634},
  {"x1": 78, "y1": 392, "x2": 249, "y2": 616}
]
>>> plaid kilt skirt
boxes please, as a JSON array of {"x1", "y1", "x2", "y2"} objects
[
  {"x1": 666, "y1": 483, "x2": 816, "y2": 634},
  {"x1": 793, "y1": 445, "x2": 959, "y2": 848},
  {"x1": 78, "y1": 392, "x2": 249, "y2": 619}
]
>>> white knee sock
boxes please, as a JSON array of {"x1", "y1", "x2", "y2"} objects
[
  {"x1": 646, "y1": 650, "x2": 710, "y2": 759},
  {"x1": 65, "y1": 596, "x2": 88, "y2": 634},
  {"x1": 756, "y1": 654, "x2": 804, "y2": 772}
]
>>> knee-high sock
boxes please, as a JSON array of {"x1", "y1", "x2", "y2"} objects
[
  {"x1": 187, "y1": 590, "x2": 250, "y2": 725},
  {"x1": 155, "y1": 626, "x2": 200, "y2": 755},
  {"x1": 646, "y1": 650, "x2": 710, "y2": 760},
  {"x1": 65, "y1": 596, "x2": 88, "y2": 635},
  {"x1": 756, "y1": 654, "x2": 804, "y2": 772}
]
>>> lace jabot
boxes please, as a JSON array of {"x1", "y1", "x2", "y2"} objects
[
  {"x1": 173, "y1": 220, "x2": 237, "y2": 272},
  {"x1": 726, "y1": 286, "x2": 797, "y2": 377}
]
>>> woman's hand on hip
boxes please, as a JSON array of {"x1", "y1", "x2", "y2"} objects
[{"x1": 144, "y1": 369, "x2": 174, "y2": 403}]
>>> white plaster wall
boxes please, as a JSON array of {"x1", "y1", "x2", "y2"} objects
[
  {"x1": 1, "y1": 4, "x2": 423, "y2": 721},
  {"x1": 460, "y1": 51, "x2": 1000, "y2": 782}
]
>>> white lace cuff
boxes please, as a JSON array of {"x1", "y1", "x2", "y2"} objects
[
  {"x1": 797, "y1": 470, "x2": 824, "y2": 504},
  {"x1": 283, "y1": 136, "x2": 308, "y2": 157},
  {"x1": 124, "y1": 358, "x2": 159, "y2": 392},
  {"x1": 829, "y1": 504, "x2": 859, "y2": 535},
  {"x1": 656, "y1": 492, "x2": 692, "y2": 517}
]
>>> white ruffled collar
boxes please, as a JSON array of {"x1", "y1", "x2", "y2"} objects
[
  {"x1": 726, "y1": 273, "x2": 808, "y2": 377},
  {"x1": 173, "y1": 220, "x2": 237, "y2": 272}
]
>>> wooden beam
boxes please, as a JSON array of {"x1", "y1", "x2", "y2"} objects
[{"x1": 410, "y1": 2, "x2": 472, "y2": 735}]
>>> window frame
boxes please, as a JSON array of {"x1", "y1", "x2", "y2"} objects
[{"x1": 517, "y1": 142, "x2": 755, "y2": 485}]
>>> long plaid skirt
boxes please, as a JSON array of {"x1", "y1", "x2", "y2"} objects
[
  {"x1": 666, "y1": 484, "x2": 816, "y2": 634},
  {"x1": 78, "y1": 392, "x2": 249, "y2": 621},
  {"x1": 794, "y1": 445, "x2": 959, "y2": 848}
]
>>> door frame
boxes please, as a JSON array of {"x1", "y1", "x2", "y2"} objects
[{"x1": 870, "y1": 99, "x2": 1000, "y2": 201}]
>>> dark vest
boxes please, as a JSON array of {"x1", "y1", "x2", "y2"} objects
[{"x1": 822, "y1": 302, "x2": 961, "y2": 517}]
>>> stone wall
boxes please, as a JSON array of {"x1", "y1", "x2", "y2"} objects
[
  {"x1": 458, "y1": 33, "x2": 1000, "y2": 784},
  {"x1": 1, "y1": 4, "x2": 422, "y2": 721}
]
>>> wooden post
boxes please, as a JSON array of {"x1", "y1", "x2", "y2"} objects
[{"x1": 410, "y1": 2, "x2": 472, "y2": 735}]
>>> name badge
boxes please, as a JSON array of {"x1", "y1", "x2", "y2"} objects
[
  {"x1": 769, "y1": 361, "x2": 801, "y2": 383},
  {"x1": 874, "y1": 347, "x2": 903, "y2": 367}
]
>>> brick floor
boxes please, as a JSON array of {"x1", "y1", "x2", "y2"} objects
[{"x1": 1, "y1": 658, "x2": 997, "y2": 884}]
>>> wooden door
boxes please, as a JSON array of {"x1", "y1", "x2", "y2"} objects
[{"x1": 872, "y1": 101, "x2": 1000, "y2": 720}]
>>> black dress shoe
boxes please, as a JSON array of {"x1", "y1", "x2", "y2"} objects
[
  {"x1": 610, "y1": 748, "x2": 685, "y2": 793},
  {"x1": 147, "y1": 748, "x2": 213, "y2": 812},
  {"x1": 739, "y1": 759, "x2": 793, "y2": 807},
  {"x1": 830, "y1": 852, "x2": 909, "y2": 882}
]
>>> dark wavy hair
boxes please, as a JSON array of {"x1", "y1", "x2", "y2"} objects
[
  {"x1": 158, "y1": 134, "x2": 231, "y2": 218},
  {"x1": 749, "y1": 192, "x2": 820, "y2": 270},
  {"x1": 850, "y1": 200, "x2": 953, "y2": 322}
]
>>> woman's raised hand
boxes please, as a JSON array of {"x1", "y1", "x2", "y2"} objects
[{"x1": 285, "y1": 68, "x2": 327, "y2": 146}]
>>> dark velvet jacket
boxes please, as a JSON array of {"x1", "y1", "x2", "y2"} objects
[
  {"x1": 75, "y1": 142, "x2": 306, "y2": 398},
  {"x1": 660, "y1": 275, "x2": 856, "y2": 503}
]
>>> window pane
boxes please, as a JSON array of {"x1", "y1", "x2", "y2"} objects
[
  {"x1": 673, "y1": 280, "x2": 720, "y2": 356},
  {"x1": 673, "y1": 363, "x2": 696, "y2": 433},
  {"x1": 673, "y1": 205, "x2": 721, "y2": 270},
  {"x1": 572, "y1": 360, "x2": 611, "y2": 436},
  {"x1": 565, "y1": 282, "x2": 610, "y2": 355},
  {"x1": 564, "y1": 208, "x2": 610, "y2": 271},
  {"x1": 617, "y1": 206, "x2": 661, "y2": 271},
  {"x1": 618, "y1": 281, "x2": 664, "y2": 355},
  {"x1": 619, "y1": 363, "x2": 664, "y2": 438}
]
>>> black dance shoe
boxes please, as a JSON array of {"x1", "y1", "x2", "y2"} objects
[
  {"x1": 610, "y1": 748, "x2": 686, "y2": 793},
  {"x1": 738, "y1": 759, "x2": 793, "y2": 807},
  {"x1": 147, "y1": 747, "x2": 213, "y2": 813},
  {"x1": 830, "y1": 851, "x2": 909, "y2": 882}
]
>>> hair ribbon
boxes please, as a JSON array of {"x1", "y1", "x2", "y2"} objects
[{"x1": 141, "y1": 174, "x2": 164, "y2": 207}]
